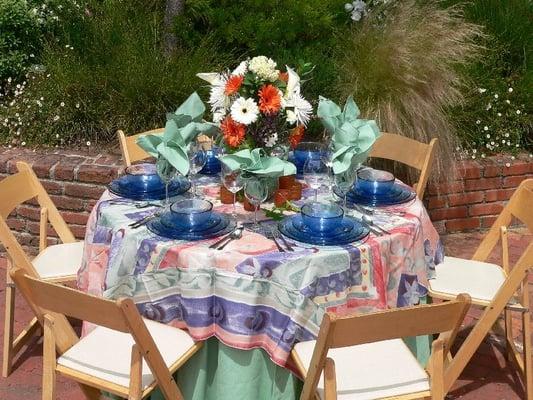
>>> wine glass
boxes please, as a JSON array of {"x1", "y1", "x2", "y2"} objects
[
  {"x1": 221, "y1": 164, "x2": 244, "y2": 219},
  {"x1": 321, "y1": 143, "x2": 336, "y2": 200},
  {"x1": 303, "y1": 158, "x2": 328, "y2": 202},
  {"x1": 156, "y1": 156, "x2": 177, "y2": 208},
  {"x1": 333, "y1": 162, "x2": 360, "y2": 210},
  {"x1": 188, "y1": 143, "x2": 207, "y2": 197},
  {"x1": 244, "y1": 177, "x2": 268, "y2": 233}
]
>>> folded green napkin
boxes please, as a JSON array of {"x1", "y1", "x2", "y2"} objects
[
  {"x1": 220, "y1": 148, "x2": 296, "y2": 178},
  {"x1": 317, "y1": 95, "x2": 381, "y2": 175},
  {"x1": 136, "y1": 92, "x2": 217, "y2": 176}
]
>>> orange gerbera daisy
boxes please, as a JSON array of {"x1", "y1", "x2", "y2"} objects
[
  {"x1": 224, "y1": 75, "x2": 244, "y2": 96},
  {"x1": 258, "y1": 84, "x2": 281, "y2": 115},
  {"x1": 221, "y1": 116, "x2": 246, "y2": 148},
  {"x1": 289, "y1": 125, "x2": 305, "y2": 149},
  {"x1": 278, "y1": 72, "x2": 289, "y2": 82}
]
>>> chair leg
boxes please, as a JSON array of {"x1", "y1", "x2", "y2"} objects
[
  {"x1": 504, "y1": 309, "x2": 514, "y2": 362},
  {"x1": 2, "y1": 269, "x2": 15, "y2": 378},
  {"x1": 522, "y1": 310, "x2": 532, "y2": 400},
  {"x1": 129, "y1": 344, "x2": 143, "y2": 400},
  {"x1": 42, "y1": 316, "x2": 56, "y2": 400}
]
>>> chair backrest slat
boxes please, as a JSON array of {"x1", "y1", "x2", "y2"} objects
[
  {"x1": 369, "y1": 132, "x2": 438, "y2": 198},
  {"x1": 371, "y1": 133, "x2": 429, "y2": 169},
  {"x1": 473, "y1": 179, "x2": 533, "y2": 262},
  {"x1": 329, "y1": 298, "x2": 468, "y2": 348},
  {"x1": 12, "y1": 269, "x2": 129, "y2": 332},
  {"x1": 118, "y1": 128, "x2": 164, "y2": 167},
  {"x1": 0, "y1": 169, "x2": 39, "y2": 218}
]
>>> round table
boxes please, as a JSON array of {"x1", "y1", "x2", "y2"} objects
[{"x1": 78, "y1": 175, "x2": 443, "y2": 400}]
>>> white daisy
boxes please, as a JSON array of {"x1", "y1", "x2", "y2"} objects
[
  {"x1": 230, "y1": 97, "x2": 259, "y2": 125},
  {"x1": 231, "y1": 61, "x2": 248, "y2": 77}
]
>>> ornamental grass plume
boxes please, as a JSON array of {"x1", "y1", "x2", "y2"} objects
[{"x1": 334, "y1": 1, "x2": 484, "y2": 185}]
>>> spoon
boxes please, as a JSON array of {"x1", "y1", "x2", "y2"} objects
[
  {"x1": 217, "y1": 227, "x2": 244, "y2": 250},
  {"x1": 361, "y1": 214, "x2": 391, "y2": 235}
]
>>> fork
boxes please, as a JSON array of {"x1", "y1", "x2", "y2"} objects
[
  {"x1": 129, "y1": 210, "x2": 161, "y2": 228},
  {"x1": 264, "y1": 228, "x2": 285, "y2": 252},
  {"x1": 276, "y1": 231, "x2": 294, "y2": 251}
]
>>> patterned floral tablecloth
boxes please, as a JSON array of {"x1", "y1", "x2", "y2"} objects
[{"x1": 77, "y1": 176, "x2": 443, "y2": 369}]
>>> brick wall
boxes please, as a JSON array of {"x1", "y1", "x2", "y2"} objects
[
  {"x1": 425, "y1": 154, "x2": 532, "y2": 234},
  {"x1": 0, "y1": 147, "x2": 122, "y2": 254},
  {"x1": 0, "y1": 147, "x2": 531, "y2": 253}
]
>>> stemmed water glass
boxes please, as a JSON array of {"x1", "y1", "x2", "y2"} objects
[
  {"x1": 333, "y1": 162, "x2": 360, "y2": 210},
  {"x1": 187, "y1": 143, "x2": 207, "y2": 197},
  {"x1": 321, "y1": 143, "x2": 336, "y2": 200},
  {"x1": 221, "y1": 164, "x2": 244, "y2": 219},
  {"x1": 303, "y1": 158, "x2": 328, "y2": 202},
  {"x1": 244, "y1": 177, "x2": 268, "y2": 233},
  {"x1": 156, "y1": 156, "x2": 177, "y2": 209}
]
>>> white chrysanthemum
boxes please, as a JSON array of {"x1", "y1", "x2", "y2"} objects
[
  {"x1": 284, "y1": 94, "x2": 313, "y2": 126},
  {"x1": 208, "y1": 74, "x2": 231, "y2": 113},
  {"x1": 232, "y1": 61, "x2": 248, "y2": 76},
  {"x1": 213, "y1": 109, "x2": 226, "y2": 124},
  {"x1": 230, "y1": 97, "x2": 259, "y2": 125},
  {"x1": 249, "y1": 56, "x2": 278, "y2": 81},
  {"x1": 264, "y1": 133, "x2": 278, "y2": 148}
]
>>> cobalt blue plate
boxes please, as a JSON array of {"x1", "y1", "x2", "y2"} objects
[
  {"x1": 279, "y1": 215, "x2": 369, "y2": 246},
  {"x1": 146, "y1": 213, "x2": 235, "y2": 240},
  {"x1": 108, "y1": 176, "x2": 190, "y2": 200},
  {"x1": 336, "y1": 183, "x2": 416, "y2": 207}
]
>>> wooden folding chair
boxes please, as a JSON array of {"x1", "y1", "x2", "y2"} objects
[
  {"x1": 1, "y1": 161, "x2": 84, "y2": 377},
  {"x1": 370, "y1": 132, "x2": 438, "y2": 199},
  {"x1": 117, "y1": 128, "x2": 164, "y2": 167},
  {"x1": 428, "y1": 179, "x2": 533, "y2": 398},
  {"x1": 118, "y1": 128, "x2": 214, "y2": 167},
  {"x1": 11, "y1": 268, "x2": 202, "y2": 400},
  {"x1": 292, "y1": 294, "x2": 471, "y2": 400}
]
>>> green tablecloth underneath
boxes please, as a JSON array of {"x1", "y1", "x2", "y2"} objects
[{"x1": 146, "y1": 334, "x2": 429, "y2": 400}]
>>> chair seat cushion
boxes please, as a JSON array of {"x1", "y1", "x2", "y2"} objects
[
  {"x1": 32, "y1": 241, "x2": 84, "y2": 279},
  {"x1": 57, "y1": 319, "x2": 197, "y2": 389},
  {"x1": 293, "y1": 338, "x2": 429, "y2": 400},
  {"x1": 428, "y1": 256, "x2": 506, "y2": 302}
]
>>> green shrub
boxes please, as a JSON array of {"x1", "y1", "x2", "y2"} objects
[
  {"x1": 0, "y1": 0, "x2": 40, "y2": 82},
  {"x1": 0, "y1": 0, "x2": 83, "y2": 83},
  {"x1": 175, "y1": 0, "x2": 348, "y2": 101},
  {"x1": 0, "y1": 0, "x2": 230, "y2": 146}
]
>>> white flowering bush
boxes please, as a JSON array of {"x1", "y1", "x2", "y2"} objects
[
  {"x1": 0, "y1": 70, "x2": 81, "y2": 148},
  {"x1": 456, "y1": 82, "x2": 532, "y2": 160}
]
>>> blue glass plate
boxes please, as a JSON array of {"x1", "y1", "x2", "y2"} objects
[
  {"x1": 109, "y1": 176, "x2": 190, "y2": 200},
  {"x1": 147, "y1": 213, "x2": 235, "y2": 240},
  {"x1": 279, "y1": 215, "x2": 369, "y2": 246},
  {"x1": 336, "y1": 183, "x2": 416, "y2": 206}
]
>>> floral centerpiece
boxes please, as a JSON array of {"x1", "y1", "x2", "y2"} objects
[{"x1": 197, "y1": 56, "x2": 313, "y2": 153}]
